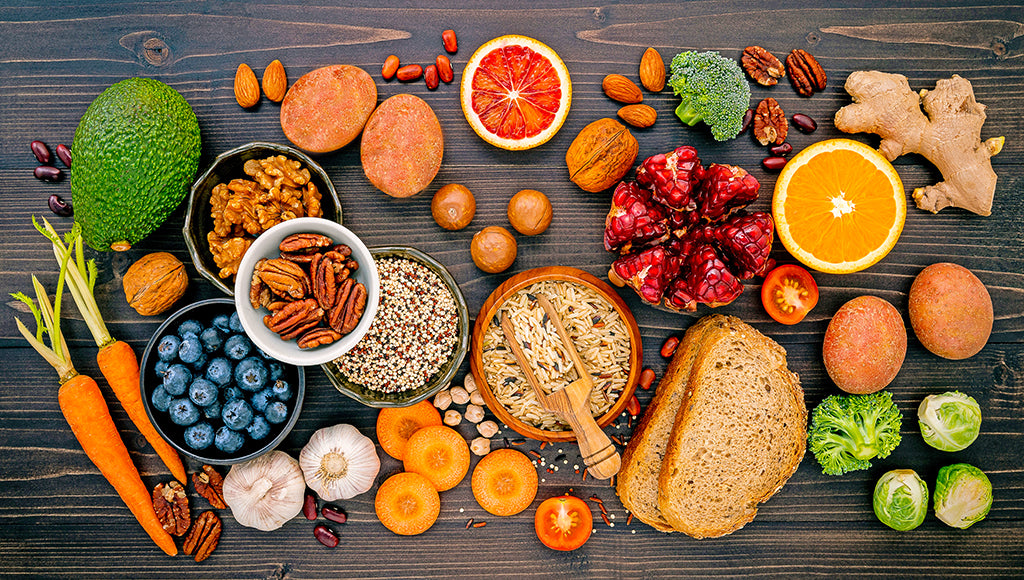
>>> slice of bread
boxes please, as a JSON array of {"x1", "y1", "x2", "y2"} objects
[
  {"x1": 656, "y1": 318, "x2": 806, "y2": 538},
  {"x1": 616, "y1": 315, "x2": 731, "y2": 531}
]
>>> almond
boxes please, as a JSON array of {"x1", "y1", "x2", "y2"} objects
[
  {"x1": 261, "y1": 59, "x2": 287, "y2": 103},
  {"x1": 602, "y1": 74, "x2": 643, "y2": 104},
  {"x1": 639, "y1": 48, "x2": 666, "y2": 92},
  {"x1": 234, "y1": 63, "x2": 260, "y2": 108},
  {"x1": 617, "y1": 104, "x2": 657, "y2": 128}
]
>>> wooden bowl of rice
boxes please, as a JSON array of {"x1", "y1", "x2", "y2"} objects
[{"x1": 471, "y1": 266, "x2": 642, "y2": 442}]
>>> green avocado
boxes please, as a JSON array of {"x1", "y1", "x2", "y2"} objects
[{"x1": 72, "y1": 78, "x2": 201, "y2": 251}]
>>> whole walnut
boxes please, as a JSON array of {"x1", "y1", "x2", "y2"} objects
[
  {"x1": 565, "y1": 118, "x2": 638, "y2": 193},
  {"x1": 123, "y1": 252, "x2": 188, "y2": 316}
]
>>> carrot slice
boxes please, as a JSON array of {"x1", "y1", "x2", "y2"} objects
[
  {"x1": 376, "y1": 400, "x2": 443, "y2": 460},
  {"x1": 375, "y1": 472, "x2": 441, "y2": 535},
  {"x1": 471, "y1": 448, "x2": 539, "y2": 516},
  {"x1": 403, "y1": 425, "x2": 470, "y2": 492}
]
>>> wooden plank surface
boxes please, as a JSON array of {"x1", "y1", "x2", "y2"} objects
[{"x1": 1, "y1": 1, "x2": 1022, "y2": 578}]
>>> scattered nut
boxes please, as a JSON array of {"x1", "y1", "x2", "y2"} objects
[
  {"x1": 469, "y1": 390, "x2": 485, "y2": 406},
  {"x1": 639, "y1": 48, "x2": 666, "y2": 92},
  {"x1": 507, "y1": 189, "x2": 552, "y2": 236},
  {"x1": 450, "y1": 386, "x2": 470, "y2": 405},
  {"x1": 477, "y1": 420, "x2": 499, "y2": 438},
  {"x1": 444, "y1": 410, "x2": 462, "y2": 426},
  {"x1": 617, "y1": 104, "x2": 657, "y2": 128},
  {"x1": 753, "y1": 97, "x2": 788, "y2": 146},
  {"x1": 234, "y1": 63, "x2": 260, "y2": 108},
  {"x1": 602, "y1": 74, "x2": 643, "y2": 104},
  {"x1": 470, "y1": 437, "x2": 491, "y2": 456},
  {"x1": 786, "y1": 49, "x2": 827, "y2": 97},
  {"x1": 261, "y1": 59, "x2": 288, "y2": 102},
  {"x1": 433, "y1": 389, "x2": 453, "y2": 411},
  {"x1": 465, "y1": 404, "x2": 485, "y2": 423},
  {"x1": 741, "y1": 46, "x2": 785, "y2": 86}
]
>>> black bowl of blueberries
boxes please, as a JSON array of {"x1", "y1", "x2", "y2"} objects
[{"x1": 140, "y1": 298, "x2": 305, "y2": 465}]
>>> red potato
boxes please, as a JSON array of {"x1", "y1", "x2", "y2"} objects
[
  {"x1": 909, "y1": 263, "x2": 992, "y2": 360},
  {"x1": 823, "y1": 295, "x2": 907, "y2": 394},
  {"x1": 280, "y1": 65, "x2": 377, "y2": 153},
  {"x1": 361, "y1": 94, "x2": 443, "y2": 198}
]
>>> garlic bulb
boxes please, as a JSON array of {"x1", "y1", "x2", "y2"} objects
[
  {"x1": 299, "y1": 424, "x2": 380, "y2": 502},
  {"x1": 223, "y1": 450, "x2": 305, "y2": 531}
]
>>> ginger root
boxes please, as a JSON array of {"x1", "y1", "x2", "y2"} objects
[{"x1": 835, "y1": 71, "x2": 1004, "y2": 216}]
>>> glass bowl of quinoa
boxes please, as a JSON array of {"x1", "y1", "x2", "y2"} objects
[{"x1": 321, "y1": 246, "x2": 469, "y2": 407}]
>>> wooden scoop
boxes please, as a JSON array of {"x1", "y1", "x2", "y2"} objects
[{"x1": 499, "y1": 294, "x2": 621, "y2": 479}]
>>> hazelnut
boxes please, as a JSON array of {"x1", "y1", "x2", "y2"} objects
[
  {"x1": 431, "y1": 184, "x2": 476, "y2": 230},
  {"x1": 507, "y1": 189, "x2": 552, "y2": 235},
  {"x1": 471, "y1": 226, "x2": 517, "y2": 274}
]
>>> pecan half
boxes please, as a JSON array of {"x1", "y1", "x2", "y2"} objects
[
  {"x1": 753, "y1": 98, "x2": 788, "y2": 146},
  {"x1": 153, "y1": 481, "x2": 190, "y2": 536},
  {"x1": 331, "y1": 244, "x2": 352, "y2": 257},
  {"x1": 741, "y1": 46, "x2": 785, "y2": 86},
  {"x1": 786, "y1": 49, "x2": 826, "y2": 96},
  {"x1": 260, "y1": 258, "x2": 310, "y2": 299},
  {"x1": 279, "y1": 233, "x2": 333, "y2": 253},
  {"x1": 340, "y1": 282, "x2": 368, "y2": 334},
  {"x1": 192, "y1": 465, "x2": 227, "y2": 509},
  {"x1": 297, "y1": 327, "x2": 343, "y2": 349},
  {"x1": 279, "y1": 250, "x2": 317, "y2": 264},
  {"x1": 266, "y1": 298, "x2": 322, "y2": 337},
  {"x1": 183, "y1": 511, "x2": 222, "y2": 563},
  {"x1": 313, "y1": 253, "x2": 337, "y2": 310},
  {"x1": 329, "y1": 279, "x2": 355, "y2": 332}
]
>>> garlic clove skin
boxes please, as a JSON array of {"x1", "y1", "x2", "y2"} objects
[
  {"x1": 300, "y1": 424, "x2": 380, "y2": 502},
  {"x1": 223, "y1": 450, "x2": 305, "y2": 531}
]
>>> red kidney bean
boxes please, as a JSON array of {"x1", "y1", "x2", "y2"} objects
[
  {"x1": 34, "y1": 165, "x2": 63, "y2": 182},
  {"x1": 313, "y1": 524, "x2": 339, "y2": 548},
  {"x1": 321, "y1": 505, "x2": 347, "y2": 524},
  {"x1": 769, "y1": 142, "x2": 793, "y2": 156},
  {"x1": 639, "y1": 368, "x2": 656, "y2": 390},
  {"x1": 395, "y1": 64, "x2": 423, "y2": 82},
  {"x1": 302, "y1": 491, "x2": 317, "y2": 521},
  {"x1": 762, "y1": 156, "x2": 788, "y2": 171},
  {"x1": 381, "y1": 55, "x2": 400, "y2": 80},
  {"x1": 436, "y1": 55, "x2": 454, "y2": 83},
  {"x1": 442, "y1": 29, "x2": 458, "y2": 53},
  {"x1": 424, "y1": 64, "x2": 439, "y2": 90},
  {"x1": 625, "y1": 394, "x2": 641, "y2": 417},
  {"x1": 740, "y1": 108, "x2": 754, "y2": 134},
  {"x1": 48, "y1": 194, "x2": 73, "y2": 216},
  {"x1": 791, "y1": 113, "x2": 817, "y2": 133},
  {"x1": 660, "y1": 336, "x2": 679, "y2": 358},
  {"x1": 55, "y1": 144, "x2": 72, "y2": 168},
  {"x1": 31, "y1": 140, "x2": 51, "y2": 164}
]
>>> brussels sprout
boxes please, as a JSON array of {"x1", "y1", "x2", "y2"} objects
[
  {"x1": 933, "y1": 463, "x2": 992, "y2": 529},
  {"x1": 873, "y1": 469, "x2": 928, "y2": 531},
  {"x1": 918, "y1": 391, "x2": 981, "y2": 452}
]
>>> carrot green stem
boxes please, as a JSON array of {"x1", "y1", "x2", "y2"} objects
[{"x1": 11, "y1": 246, "x2": 78, "y2": 383}]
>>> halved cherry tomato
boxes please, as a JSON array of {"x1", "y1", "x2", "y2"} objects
[
  {"x1": 761, "y1": 264, "x2": 819, "y2": 325},
  {"x1": 534, "y1": 495, "x2": 593, "y2": 551}
]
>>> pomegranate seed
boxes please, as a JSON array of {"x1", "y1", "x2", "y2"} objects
[{"x1": 661, "y1": 336, "x2": 679, "y2": 358}]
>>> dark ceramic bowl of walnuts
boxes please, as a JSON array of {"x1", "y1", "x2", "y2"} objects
[{"x1": 184, "y1": 142, "x2": 342, "y2": 296}]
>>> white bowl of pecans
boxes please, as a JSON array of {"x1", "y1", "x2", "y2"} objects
[{"x1": 234, "y1": 217, "x2": 379, "y2": 366}]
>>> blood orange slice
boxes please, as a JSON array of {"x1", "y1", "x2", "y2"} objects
[{"x1": 461, "y1": 35, "x2": 572, "y2": 150}]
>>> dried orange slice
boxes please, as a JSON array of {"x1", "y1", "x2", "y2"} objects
[
  {"x1": 403, "y1": 425, "x2": 470, "y2": 492},
  {"x1": 376, "y1": 401, "x2": 442, "y2": 461},
  {"x1": 375, "y1": 472, "x2": 441, "y2": 536},
  {"x1": 471, "y1": 448, "x2": 538, "y2": 516},
  {"x1": 460, "y1": 35, "x2": 572, "y2": 150},
  {"x1": 773, "y1": 139, "x2": 906, "y2": 274}
]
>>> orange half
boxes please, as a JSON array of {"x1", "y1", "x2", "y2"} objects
[{"x1": 773, "y1": 139, "x2": 906, "y2": 274}]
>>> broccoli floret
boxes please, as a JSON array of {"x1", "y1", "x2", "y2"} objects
[
  {"x1": 667, "y1": 51, "x2": 751, "y2": 141},
  {"x1": 809, "y1": 392, "x2": 903, "y2": 476}
]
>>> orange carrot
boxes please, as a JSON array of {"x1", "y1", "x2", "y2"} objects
[
  {"x1": 97, "y1": 340, "x2": 187, "y2": 483},
  {"x1": 59, "y1": 374, "x2": 178, "y2": 556},
  {"x1": 36, "y1": 218, "x2": 185, "y2": 482}
]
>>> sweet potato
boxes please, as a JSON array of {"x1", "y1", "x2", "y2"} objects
[
  {"x1": 360, "y1": 94, "x2": 443, "y2": 198},
  {"x1": 909, "y1": 263, "x2": 992, "y2": 360},
  {"x1": 823, "y1": 296, "x2": 907, "y2": 394},
  {"x1": 280, "y1": 65, "x2": 377, "y2": 153}
]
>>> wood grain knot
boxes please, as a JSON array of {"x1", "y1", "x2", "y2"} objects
[
  {"x1": 142, "y1": 38, "x2": 172, "y2": 66},
  {"x1": 119, "y1": 31, "x2": 174, "y2": 67},
  {"x1": 806, "y1": 32, "x2": 821, "y2": 45}
]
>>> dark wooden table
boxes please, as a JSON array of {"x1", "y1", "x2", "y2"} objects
[{"x1": 2, "y1": 1, "x2": 1022, "y2": 578}]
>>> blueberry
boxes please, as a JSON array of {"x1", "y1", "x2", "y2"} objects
[
  {"x1": 162, "y1": 364, "x2": 192, "y2": 396},
  {"x1": 221, "y1": 399, "x2": 254, "y2": 431},
  {"x1": 157, "y1": 335, "x2": 181, "y2": 362},
  {"x1": 222, "y1": 386, "x2": 244, "y2": 402},
  {"x1": 251, "y1": 388, "x2": 274, "y2": 413},
  {"x1": 154, "y1": 360, "x2": 170, "y2": 375},
  {"x1": 264, "y1": 401, "x2": 289, "y2": 425},
  {"x1": 183, "y1": 422, "x2": 215, "y2": 450},
  {"x1": 199, "y1": 327, "x2": 224, "y2": 353},
  {"x1": 189, "y1": 378, "x2": 218, "y2": 407},
  {"x1": 168, "y1": 397, "x2": 200, "y2": 426},
  {"x1": 215, "y1": 427, "x2": 245, "y2": 454},
  {"x1": 178, "y1": 335, "x2": 203, "y2": 364},
  {"x1": 271, "y1": 379, "x2": 293, "y2": 401},
  {"x1": 247, "y1": 415, "x2": 271, "y2": 440},
  {"x1": 267, "y1": 361, "x2": 285, "y2": 381},
  {"x1": 205, "y1": 357, "x2": 233, "y2": 386},
  {"x1": 212, "y1": 314, "x2": 232, "y2": 333},
  {"x1": 189, "y1": 352, "x2": 208, "y2": 371},
  {"x1": 235, "y1": 357, "x2": 268, "y2": 391},
  {"x1": 203, "y1": 399, "x2": 222, "y2": 420},
  {"x1": 229, "y1": 312, "x2": 244, "y2": 333},
  {"x1": 224, "y1": 334, "x2": 252, "y2": 361},
  {"x1": 177, "y1": 319, "x2": 203, "y2": 338},
  {"x1": 150, "y1": 385, "x2": 172, "y2": 413}
]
